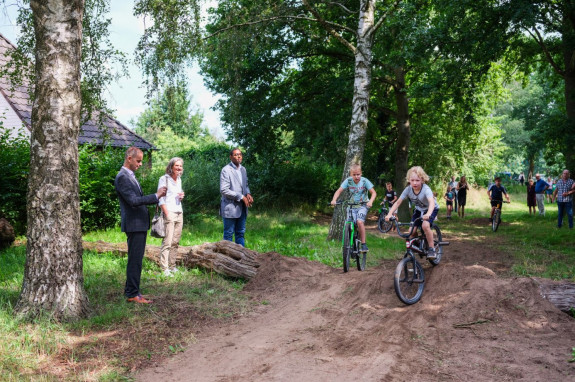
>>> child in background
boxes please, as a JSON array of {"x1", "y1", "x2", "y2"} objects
[
  {"x1": 331, "y1": 163, "x2": 377, "y2": 252},
  {"x1": 444, "y1": 185, "x2": 455, "y2": 220},
  {"x1": 487, "y1": 177, "x2": 511, "y2": 222},
  {"x1": 385, "y1": 166, "x2": 440, "y2": 259},
  {"x1": 382, "y1": 182, "x2": 398, "y2": 208}
]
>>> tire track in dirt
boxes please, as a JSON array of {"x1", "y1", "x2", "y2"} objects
[{"x1": 137, "y1": 223, "x2": 575, "y2": 381}]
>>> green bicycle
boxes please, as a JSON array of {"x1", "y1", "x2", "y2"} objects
[{"x1": 333, "y1": 201, "x2": 368, "y2": 272}]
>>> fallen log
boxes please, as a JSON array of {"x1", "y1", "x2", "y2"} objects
[
  {"x1": 534, "y1": 278, "x2": 575, "y2": 314},
  {"x1": 82, "y1": 240, "x2": 260, "y2": 280}
]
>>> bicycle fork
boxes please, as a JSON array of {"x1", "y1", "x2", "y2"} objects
[{"x1": 402, "y1": 252, "x2": 423, "y2": 284}]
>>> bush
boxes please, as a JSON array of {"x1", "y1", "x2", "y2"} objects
[
  {"x1": 78, "y1": 145, "x2": 125, "y2": 231},
  {"x1": 0, "y1": 128, "x2": 30, "y2": 234}
]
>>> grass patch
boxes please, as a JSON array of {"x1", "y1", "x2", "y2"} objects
[
  {"x1": 84, "y1": 210, "x2": 402, "y2": 268},
  {"x1": 439, "y1": 187, "x2": 575, "y2": 280},
  {"x1": 0, "y1": 246, "x2": 249, "y2": 381},
  {"x1": 3, "y1": 200, "x2": 574, "y2": 379}
]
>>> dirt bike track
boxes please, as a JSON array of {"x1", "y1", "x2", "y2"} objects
[{"x1": 137, "y1": 220, "x2": 575, "y2": 381}]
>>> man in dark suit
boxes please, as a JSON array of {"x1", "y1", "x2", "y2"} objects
[
  {"x1": 115, "y1": 147, "x2": 166, "y2": 304},
  {"x1": 220, "y1": 148, "x2": 253, "y2": 246}
]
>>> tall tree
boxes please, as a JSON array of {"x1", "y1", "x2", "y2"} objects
[
  {"x1": 504, "y1": 0, "x2": 575, "y2": 170},
  {"x1": 14, "y1": 0, "x2": 89, "y2": 320}
]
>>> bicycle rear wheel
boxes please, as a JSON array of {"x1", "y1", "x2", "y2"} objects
[
  {"x1": 377, "y1": 209, "x2": 392, "y2": 233},
  {"x1": 427, "y1": 224, "x2": 443, "y2": 266},
  {"x1": 492, "y1": 209, "x2": 500, "y2": 232},
  {"x1": 342, "y1": 224, "x2": 352, "y2": 273},
  {"x1": 394, "y1": 256, "x2": 425, "y2": 305}
]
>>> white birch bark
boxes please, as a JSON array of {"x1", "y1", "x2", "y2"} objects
[
  {"x1": 15, "y1": 0, "x2": 89, "y2": 320},
  {"x1": 328, "y1": 0, "x2": 376, "y2": 240}
]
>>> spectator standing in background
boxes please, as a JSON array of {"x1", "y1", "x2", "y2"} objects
[
  {"x1": 448, "y1": 175, "x2": 458, "y2": 213},
  {"x1": 526, "y1": 178, "x2": 536, "y2": 215},
  {"x1": 552, "y1": 169, "x2": 575, "y2": 229},
  {"x1": 546, "y1": 177, "x2": 554, "y2": 203},
  {"x1": 456, "y1": 176, "x2": 469, "y2": 218},
  {"x1": 518, "y1": 172, "x2": 525, "y2": 186},
  {"x1": 534, "y1": 174, "x2": 550, "y2": 216}
]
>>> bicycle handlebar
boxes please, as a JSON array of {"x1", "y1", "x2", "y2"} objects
[
  {"x1": 329, "y1": 201, "x2": 368, "y2": 206},
  {"x1": 491, "y1": 199, "x2": 510, "y2": 203},
  {"x1": 388, "y1": 216, "x2": 422, "y2": 238}
]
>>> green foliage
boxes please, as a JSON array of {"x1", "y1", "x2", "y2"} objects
[
  {"x1": 132, "y1": 82, "x2": 205, "y2": 141},
  {"x1": 134, "y1": 0, "x2": 202, "y2": 94},
  {"x1": 9, "y1": 0, "x2": 127, "y2": 118},
  {"x1": 78, "y1": 145, "x2": 125, "y2": 231},
  {"x1": 0, "y1": 127, "x2": 30, "y2": 234}
]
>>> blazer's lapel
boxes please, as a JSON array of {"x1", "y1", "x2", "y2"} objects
[
  {"x1": 230, "y1": 163, "x2": 242, "y2": 186},
  {"x1": 122, "y1": 167, "x2": 143, "y2": 195}
]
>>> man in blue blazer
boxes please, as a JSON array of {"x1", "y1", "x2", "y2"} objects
[
  {"x1": 115, "y1": 147, "x2": 166, "y2": 304},
  {"x1": 220, "y1": 148, "x2": 253, "y2": 246}
]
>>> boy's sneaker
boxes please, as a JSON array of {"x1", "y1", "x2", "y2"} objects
[
  {"x1": 163, "y1": 269, "x2": 173, "y2": 277},
  {"x1": 361, "y1": 243, "x2": 369, "y2": 252},
  {"x1": 426, "y1": 248, "x2": 437, "y2": 259}
]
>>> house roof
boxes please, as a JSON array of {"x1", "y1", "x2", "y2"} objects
[{"x1": 0, "y1": 33, "x2": 155, "y2": 150}]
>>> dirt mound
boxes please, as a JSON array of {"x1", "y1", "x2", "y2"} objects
[{"x1": 137, "y1": 235, "x2": 575, "y2": 382}]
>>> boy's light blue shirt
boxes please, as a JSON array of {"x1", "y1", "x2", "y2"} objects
[{"x1": 340, "y1": 177, "x2": 374, "y2": 204}]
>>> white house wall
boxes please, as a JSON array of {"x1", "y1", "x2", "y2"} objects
[{"x1": 0, "y1": 91, "x2": 29, "y2": 139}]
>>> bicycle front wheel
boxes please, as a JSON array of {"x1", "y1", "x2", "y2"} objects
[
  {"x1": 394, "y1": 256, "x2": 425, "y2": 305},
  {"x1": 342, "y1": 224, "x2": 352, "y2": 273},
  {"x1": 492, "y1": 209, "x2": 500, "y2": 232},
  {"x1": 377, "y1": 210, "x2": 392, "y2": 233}
]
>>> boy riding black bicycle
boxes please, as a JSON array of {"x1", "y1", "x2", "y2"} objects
[
  {"x1": 384, "y1": 166, "x2": 440, "y2": 259},
  {"x1": 487, "y1": 177, "x2": 510, "y2": 223}
]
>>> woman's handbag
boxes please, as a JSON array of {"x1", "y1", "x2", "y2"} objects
[{"x1": 150, "y1": 205, "x2": 165, "y2": 238}]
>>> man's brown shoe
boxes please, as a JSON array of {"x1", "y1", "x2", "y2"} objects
[{"x1": 127, "y1": 295, "x2": 153, "y2": 304}]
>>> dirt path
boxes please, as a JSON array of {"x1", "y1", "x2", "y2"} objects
[{"x1": 136, "y1": 220, "x2": 575, "y2": 381}]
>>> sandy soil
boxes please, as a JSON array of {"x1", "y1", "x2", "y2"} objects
[{"x1": 136, "y1": 219, "x2": 575, "y2": 381}]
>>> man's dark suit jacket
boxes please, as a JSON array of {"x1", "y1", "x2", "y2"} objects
[{"x1": 115, "y1": 167, "x2": 158, "y2": 232}]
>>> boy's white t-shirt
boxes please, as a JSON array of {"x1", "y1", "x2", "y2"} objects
[{"x1": 400, "y1": 184, "x2": 439, "y2": 212}]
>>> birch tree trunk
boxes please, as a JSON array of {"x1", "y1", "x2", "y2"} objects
[
  {"x1": 14, "y1": 0, "x2": 89, "y2": 320},
  {"x1": 328, "y1": 0, "x2": 375, "y2": 240}
]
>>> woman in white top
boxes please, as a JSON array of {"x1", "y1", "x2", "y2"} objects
[{"x1": 157, "y1": 157, "x2": 185, "y2": 276}]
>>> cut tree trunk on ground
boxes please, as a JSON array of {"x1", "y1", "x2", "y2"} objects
[
  {"x1": 83, "y1": 240, "x2": 260, "y2": 280},
  {"x1": 534, "y1": 278, "x2": 575, "y2": 314}
]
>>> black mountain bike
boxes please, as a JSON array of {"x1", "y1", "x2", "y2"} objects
[
  {"x1": 389, "y1": 217, "x2": 449, "y2": 305},
  {"x1": 332, "y1": 201, "x2": 368, "y2": 272},
  {"x1": 491, "y1": 200, "x2": 510, "y2": 232},
  {"x1": 377, "y1": 202, "x2": 394, "y2": 233}
]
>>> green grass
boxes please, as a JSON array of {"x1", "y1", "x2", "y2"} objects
[
  {"x1": 438, "y1": 187, "x2": 575, "y2": 280},
  {"x1": 3, "y1": 202, "x2": 574, "y2": 380},
  {"x1": 84, "y1": 210, "x2": 403, "y2": 268},
  {"x1": 0, "y1": 245, "x2": 249, "y2": 381}
]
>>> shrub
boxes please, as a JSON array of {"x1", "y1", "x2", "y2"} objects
[
  {"x1": 0, "y1": 128, "x2": 30, "y2": 234},
  {"x1": 78, "y1": 145, "x2": 124, "y2": 231}
]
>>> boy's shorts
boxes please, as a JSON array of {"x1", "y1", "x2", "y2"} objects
[
  {"x1": 446, "y1": 201, "x2": 453, "y2": 206},
  {"x1": 490, "y1": 200, "x2": 505, "y2": 209},
  {"x1": 412, "y1": 208, "x2": 439, "y2": 227},
  {"x1": 350, "y1": 205, "x2": 369, "y2": 223}
]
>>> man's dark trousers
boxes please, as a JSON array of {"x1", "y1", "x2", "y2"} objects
[{"x1": 125, "y1": 231, "x2": 148, "y2": 298}]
